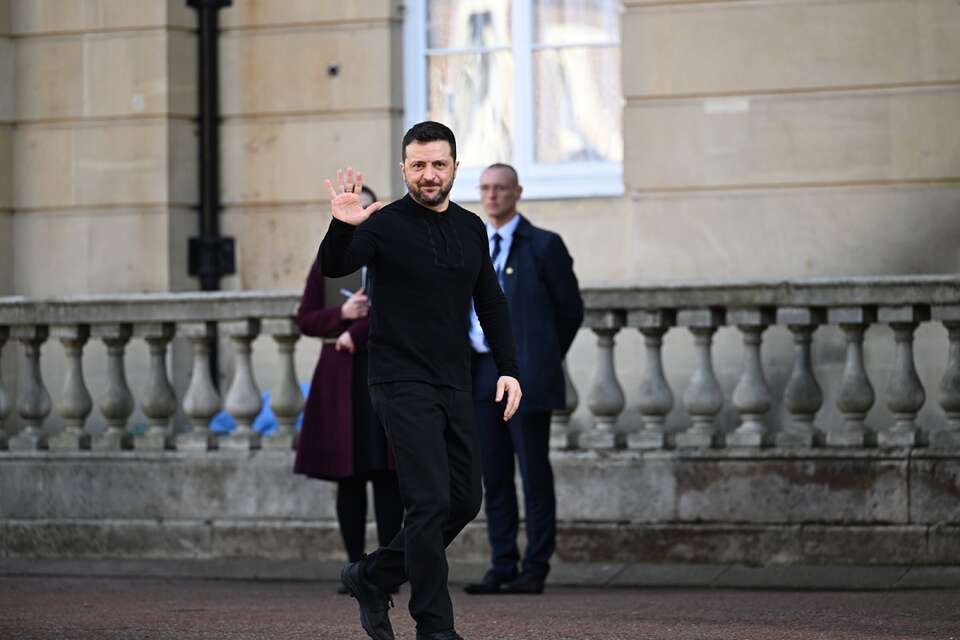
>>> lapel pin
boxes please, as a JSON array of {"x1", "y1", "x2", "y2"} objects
[{"x1": 506, "y1": 267, "x2": 514, "y2": 275}]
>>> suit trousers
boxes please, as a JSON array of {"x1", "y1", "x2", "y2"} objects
[
  {"x1": 472, "y1": 353, "x2": 556, "y2": 580},
  {"x1": 365, "y1": 381, "x2": 483, "y2": 634}
]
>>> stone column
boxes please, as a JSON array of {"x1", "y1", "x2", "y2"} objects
[
  {"x1": 91, "y1": 324, "x2": 135, "y2": 451},
  {"x1": 180, "y1": 322, "x2": 221, "y2": 451},
  {"x1": 263, "y1": 318, "x2": 304, "y2": 450},
  {"x1": 47, "y1": 325, "x2": 93, "y2": 451},
  {"x1": 727, "y1": 308, "x2": 775, "y2": 447},
  {"x1": 136, "y1": 323, "x2": 178, "y2": 450},
  {"x1": 8, "y1": 325, "x2": 51, "y2": 450},
  {"x1": 584, "y1": 310, "x2": 626, "y2": 449},
  {"x1": 878, "y1": 306, "x2": 929, "y2": 447},
  {"x1": 628, "y1": 309, "x2": 675, "y2": 450},
  {"x1": 931, "y1": 306, "x2": 960, "y2": 447},
  {"x1": 550, "y1": 359, "x2": 580, "y2": 450},
  {"x1": 827, "y1": 307, "x2": 877, "y2": 447},
  {"x1": 675, "y1": 309, "x2": 725, "y2": 448},
  {"x1": 0, "y1": 327, "x2": 11, "y2": 448},
  {"x1": 776, "y1": 307, "x2": 825, "y2": 447},
  {"x1": 222, "y1": 319, "x2": 263, "y2": 450}
]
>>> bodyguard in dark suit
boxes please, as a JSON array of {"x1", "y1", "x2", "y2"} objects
[{"x1": 464, "y1": 164, "x2": 584, "y2": 595}]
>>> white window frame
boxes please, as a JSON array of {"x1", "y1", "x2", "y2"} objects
[{"x1": 403, "y1": 0, "x2": 624, "y2": 201}]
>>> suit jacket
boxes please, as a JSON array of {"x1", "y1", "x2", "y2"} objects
[{"x1": 496, "y1": 215, "x2": 583, "y2": 412}]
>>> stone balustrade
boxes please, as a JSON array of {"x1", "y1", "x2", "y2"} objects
[{"x1": 1, "y1": 276, "x2": 960, "y2": 452}]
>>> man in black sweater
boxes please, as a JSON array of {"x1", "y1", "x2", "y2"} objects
[{"x1": 319, "y1": 121, "x2": 522, "y2": 640}]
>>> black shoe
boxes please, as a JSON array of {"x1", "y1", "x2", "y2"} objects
[
  {"x1": 416, "y1": 630, "x2": 465, "y2": 640},
  {"x1": 340, "y1": 560, "x2": 395, "y2": 640},
  {"x1": 463, "y1": 569, "x2": 513, "y2": 595},
  {"x1": 502, "y1": 572, "x2": 545, "y2": 595}
]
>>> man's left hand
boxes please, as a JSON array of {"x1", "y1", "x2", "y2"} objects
[{"x1": 495, "y1": 376, "x2": 522, "y2": 421}]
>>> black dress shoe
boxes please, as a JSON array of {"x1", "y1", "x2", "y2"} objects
[
  {"x1": 416, "y1": 629, "x2": 465, "y2": 640},
  {"x1": 463, "y1": 569, "x2": 513, "y2": 595},
  {"x1": 340, "y1": 560, "x2": 395, "y2": 640},
  {"x1": 502, "y1": 572, "x2": 545, "y2": 595}
]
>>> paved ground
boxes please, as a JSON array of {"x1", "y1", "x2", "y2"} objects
[{"x1": 1, "y1": 576, "x2": 958, "y2": 640}]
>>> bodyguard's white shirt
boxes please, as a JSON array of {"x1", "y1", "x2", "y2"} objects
[{"x1": 469, "y1": 213, "x2": 521, "y2": 353}]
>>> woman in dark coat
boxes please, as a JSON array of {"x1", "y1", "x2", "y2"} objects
[{"x1": 294, "y1": 187, "x2": 402, "y2": 583}]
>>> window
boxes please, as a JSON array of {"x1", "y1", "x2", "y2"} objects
[{"x1": 404, "y1": 0, "x2": 623, "y2": 201}]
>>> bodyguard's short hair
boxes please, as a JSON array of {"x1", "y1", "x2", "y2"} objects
[
  {"x1": 484, "y1": 163, "x2": 519, "y2": 185},
  {"x1": 402, "y1": 121, "x2": 457, "y2": 161}
]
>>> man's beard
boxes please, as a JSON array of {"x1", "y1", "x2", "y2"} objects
[{"x1": 407, "y1": 174, "x2": 455, "y2": 208}]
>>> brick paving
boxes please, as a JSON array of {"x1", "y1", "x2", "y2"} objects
[{"x1": 1, "y1": 575, "x2": 958, "y2": 640}]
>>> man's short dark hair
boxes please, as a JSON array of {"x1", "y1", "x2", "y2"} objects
[
  {"x1": 402, "y1": 121, "x2": 457, "y2": 161},
  {"x1": 484, "y1": 163, "x2": 519, "y2": 185}
]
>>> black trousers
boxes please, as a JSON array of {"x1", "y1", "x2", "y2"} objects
[
  {"x1": 336, "y1": 471, "x2": 404, "y2": 563},
  {"x1": 472, "y1": 353, "x2": 556, "y2": 580},
  {"x1": 365, "y1": 381, "x2": 483, "y2": 634}
]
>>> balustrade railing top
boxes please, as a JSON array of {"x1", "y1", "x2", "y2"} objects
[{"x1": 1, "y1": 275, "x2": 960, "y2": 453}]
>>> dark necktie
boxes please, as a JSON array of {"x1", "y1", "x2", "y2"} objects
[{"x1": 491, "y1": 233, "x2": 502, "y2": 263}]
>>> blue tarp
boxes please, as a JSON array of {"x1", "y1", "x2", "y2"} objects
[{"x1": 209, "y1": 382, "x2": 310, "y2": 436}]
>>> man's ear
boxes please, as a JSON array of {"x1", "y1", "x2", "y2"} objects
[{"x1": 516, "y1": 185, "x2": 523, "y2": 200}]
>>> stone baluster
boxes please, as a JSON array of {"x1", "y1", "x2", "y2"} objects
[
  {"x1": 628, "y1": 309, "x2": 675, "y2": 450},
  {"x1": 180, "y1": 322, "x2": 221, "y2": 451},
  {"x1": 931, "y1": 306, "x2": 960, "y2": 447},
  {"x1": 0, "y1": 327, "x2": 10, "y2": 448},
  {"x1": 91, "y1": 324, "x2": 135, "y2": 451},
  {"x1": 584, "y1": 310, "x2": 626, "y2": 449},
  {"x1": 776, "y1": 307, "x2": 826, "y2": 447},
  {"x1": 827, "y1": 307, "x2": 877, "y2": 447},
  {"x1": 136, "y1": 323, "x2": 178, "y2": 450},
  {"x1": 47, "y1": 325, "x2": 93, "y2": 451},
  {"x1": 675, "y1": 309, "x2": 725, "y2": 448},
  {"x1": 878, "y1": 306, "x2": 930, "y2": 447},
  {"x1": 550, "y1": 359, "x2": 580, "y2": 450},
  {"x1": 727, "y1": 308, "x2": 775, "y2": 447},
  {"x1": 222, "y1": 319, "x2": 263, "y2": 450},
  {"x1": 263, "y1": 318, "x2": 304, "y2": 450},
  {"x1": 8, "y1": 326, "x2": 51, "y2": 450}
]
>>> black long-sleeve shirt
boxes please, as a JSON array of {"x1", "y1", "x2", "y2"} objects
[{"x1": 319, "y1": 194, "x2": 519, "y2": 390}]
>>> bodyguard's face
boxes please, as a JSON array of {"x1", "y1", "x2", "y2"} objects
[
  {"x1": 479, "y1": 167, "x2": 521, "y2": 223},
  {"x1": 400, "y1": 140, "x2": 458, "y2": 211}
]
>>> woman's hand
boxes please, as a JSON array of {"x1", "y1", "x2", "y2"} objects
[
  {"x1": 340, "y1": 288, "x2": 369, "y2": 320},
  {"x1": 335, "y1": 331, "x2": 356, "y2": 354}
]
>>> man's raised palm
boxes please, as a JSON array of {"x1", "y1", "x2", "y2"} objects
[{"x1": 325, "y1": 167, "x2": 382, "y2": 226}]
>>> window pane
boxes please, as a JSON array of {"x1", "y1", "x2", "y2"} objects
[
  {"x1": 427, "y1": 52, "x2": 514, "y2": 166},
  {"x1": 533, "y1": 46, "x2": 622, "y2": 164},
  {"x1": 427, "y1": 0, "x2": 511, "y2": 50},
  {"x1": 534, "y1": 0, "x2": 619, "y2": 46}
]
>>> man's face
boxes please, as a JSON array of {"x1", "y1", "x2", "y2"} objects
[
  {"x1": 479, "y1": 167, "x2": 521, "y2": 222},
  {"x1": 400, "y1": 140, "x2": 458, "y2": 210}
]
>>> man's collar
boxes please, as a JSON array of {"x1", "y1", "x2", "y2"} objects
[{"x1": 486, "y1": 212, "x2": 521, "y2": 239}]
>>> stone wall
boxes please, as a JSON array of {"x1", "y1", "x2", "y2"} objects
[{"x1": 2, "y1": 449, "x2": 958, "y2": 566}]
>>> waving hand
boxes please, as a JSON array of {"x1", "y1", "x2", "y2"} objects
[{"x1": 324, "y1": 167, "x2": 383, "y2": 226}]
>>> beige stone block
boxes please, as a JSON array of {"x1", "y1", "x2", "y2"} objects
[
  {"x1": 626, "y1": 185, "x2": 960, "y2": 281},
  {"x1": 12, "y1": 0, "x2": 189, "y2": 34},
  {"x1": 220, "y1": 25, "x2": 396, "y2": 115},
  {"x1": 220, "y1": 206, "x2": 330, "y2": 291},
  {"x1": 0, "y1": 1, "x2": 10, "y2": 34},
  {"x1": 0, "y1": 38, "x2": 13, "y2": 120},
  {"x1": 218, "y1": 0, "x2": 397, "y2": 29},
  {"x1": 624, "y1": 0, "x2": 960, "y2": 97},
  {"x1": 168, "y1": 118, "x2": 198, "y2": 204},
  {"x1": 16, "y1": 31, "x2": 185, "y2": 120},
  {"x1": 0, "y1": 210, "x2": 11, "y2": 294},
  {"x1": 165, "y1": 207, "x2": 195, "y2": 292},
  {"x1": 0, "y1": 125, "x2": 10, "y2": 207},
  {"x1": 12, "y1": 207, "x2": 176, "y2": 296},
  {"x1": 14, "y1": 121, "x2": 175, "y2": 209},
  {"x1": 221, "y1": 114, "x2": 401, "y2": 205},
  {"x1": 625, "y1": 89, "x2": 960, "y2": 189},
  {"x1": 167, "y1": 29, "x2": 196, "y2": 116}
]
